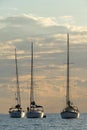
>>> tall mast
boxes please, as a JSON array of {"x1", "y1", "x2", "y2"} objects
[
  {"x1": 30, "y1": 42, "x2": 34, "y2": 108},
  {"x1": 66, "y1": 33, "x2": 70, "y2": 105},
  {"x1": 15, "y1": 48, "x2": 21, "y2": 105}
]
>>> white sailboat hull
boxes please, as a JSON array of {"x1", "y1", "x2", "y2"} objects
[
  {"x1": 9, "y1": 111, "x2": 25, "y2": 118},
  {"x1": 26, "y1": 111, "x2": 44, "y2": 118},
  {"x1": 61, "y1": 111, "x2": 80, "y2": 119}
]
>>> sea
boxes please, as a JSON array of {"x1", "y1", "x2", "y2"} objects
[{"x1": 0, "y1": 113, "x2": 87, "y2": 130}]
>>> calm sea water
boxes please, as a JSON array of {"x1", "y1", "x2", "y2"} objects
[{"x1": 0, "y1": 113, "x2": 87, "y2": 130}]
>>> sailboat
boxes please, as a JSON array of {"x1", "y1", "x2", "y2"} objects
[
  {"x1": 60, "y1": 34, "x2": 80, "y2": 119},
  {"x1": 9, "y1": 49, "x2": 25, "y2": 118},
  {"x1": 26, "y1": 42, "x2": 46, "y2": 118}
]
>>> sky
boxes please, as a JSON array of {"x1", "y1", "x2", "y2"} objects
[{"x1": 0, "y1": 0, "x2": 87, "y2": 114}]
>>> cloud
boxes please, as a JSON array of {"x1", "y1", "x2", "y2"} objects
[
  {"x1": 59, "y1": 15, "x2": 75, "y2": 24},
  {"x1": 0, "y1": 13, "x2": 87, "y2": 113},
  {"x1": 1, "y1": 14, "x2": 87, "y2": 45}
]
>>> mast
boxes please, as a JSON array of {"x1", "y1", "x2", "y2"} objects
[
  {"x1": 30, "y1": 42, "x2": 34, "y2": 108},
  {"x1": 15, "y1": 48, "x2": 21, "y2": 105},
  {"x1": 66, "y1": 33, "x2": 70, "y2": 105}
]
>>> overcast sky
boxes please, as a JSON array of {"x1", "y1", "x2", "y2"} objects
[{"x1": 0, "y1": 0, "x2": 87, "y2": 114}]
